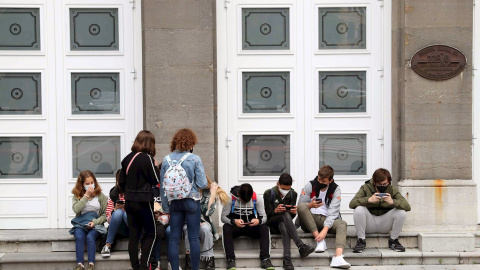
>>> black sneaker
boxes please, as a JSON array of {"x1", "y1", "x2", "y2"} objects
[
  {"x1": 283, "y1": 257, "x2": 294, "y2": 270},
  {"x1": 298, "y1": 243, "x2": 315, "y2": 258},
  {"x1": 206, "y1": 256, "x2": 215, "y2": 270},
  {"x1": 185, "y1": 253, "x2": 192, "y2": 270},
  {"x1": 226, "y1": 259, "x2": 236, "y2": 270},
  {"x1": 352, "y1": 238, "x2": 366, "y2": 253},
  {"x1": 260, "y1": 258, "x2": 275, "y2": 270},
  {"x1": 388, "y1": 238, "x2": 405, "y2": 252}
]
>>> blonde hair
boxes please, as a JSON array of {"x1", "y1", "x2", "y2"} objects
[{"x1": 207, "y1": 175, "x2": 229, "y2": 206}]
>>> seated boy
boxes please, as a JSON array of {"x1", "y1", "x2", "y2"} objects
[
  {"x1": 221, "y1": 183, "x2": 274, "y2": 270},
  {"x1": 349, "y1": 168, "x2": 411, "y2": 253},
  {"x1": 296, "y1": 165, "x2": 351, "y2": 269},
  {"x1": 263, "y1": 173, "x2": 315, "y2": 270}
]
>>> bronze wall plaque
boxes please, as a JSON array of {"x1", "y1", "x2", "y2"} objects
[{"x1": 411, "y1": 45, "x2": 467, "y2": 81}]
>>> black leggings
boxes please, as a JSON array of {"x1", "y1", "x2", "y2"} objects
[
  {"x1": 125, "y1": 201, "x2": 156, "y2": 270},
  {"x1": 267, "y1": 212, "x2": 304, "y2": 257}
]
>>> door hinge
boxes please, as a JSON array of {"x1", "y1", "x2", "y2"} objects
[
  {"x1": 378, "y1": 133, "x2": 384, "y2": 146},
  {"x1": 225, "y1": 0, "x2": 230, "y2": 8},
  {"x1": 378, "y1": 67, "x2": 384, "y2": 77},
  {"x1": 129, "y1": 0, "x2": 136, "y2": 9},
  {"x1": 378, "y1": 0, "x2": 384, "y2": 7},
  {"x1": 225, "y1": 68, "x2": 231, "y2": 78},
  {"x1": 225, "y1": 135, "x2": 233, "y2": 147},
  {"x1": 131, "y1": 67, "x2": 137, "y2": 79}
]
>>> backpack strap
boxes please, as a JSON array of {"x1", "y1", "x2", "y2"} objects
[
  {"x1": 252, "y1": 192, "x2": 257, "y2": 216},
  {"x1": 177, "y1": 153, "x2": 191, "y2": 165},
  {"x1": 126, "y1": 152, "x2": 141, "y2": 175},
  {"x1": 270, "y1": 187, "x2": 276, "y2": 206},
  {"x1": 231, "y1": 196, "x2": 236, "y2": 213},
  {"x1": 165, "y1": 155, "x2": 172, "y2": 166}
]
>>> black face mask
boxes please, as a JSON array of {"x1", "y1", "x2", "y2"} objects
[
  {"x1": 318, "y1": 183, "x2": 328, "y2": 190},
  {"x1": 376, "y1": 185, "x2": 388, "y2": 193},
  {"x1": 189, "y1": 149, "x2": 193, "y2": 153}
]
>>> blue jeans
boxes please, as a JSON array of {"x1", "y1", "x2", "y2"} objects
[
  {"x1": 106, "y1": 210, "x2": 128, "y2": 244},
  {"x1": 168, "y1": 199, "x2": 200, "y2": 270},
  {"x1": 152, "y1": 225, "x2": 170, "y2": 262},
  {"x1": 74, "y1": 227, "x2": 99, "y2": 264}
]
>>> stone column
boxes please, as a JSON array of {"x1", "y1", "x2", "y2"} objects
[
  {"x1": 142, "y1": 0, "x2": 216, "y2": 179},
  {"x1": 394, "y1": 0, "x2": 477, "y2": 233}
]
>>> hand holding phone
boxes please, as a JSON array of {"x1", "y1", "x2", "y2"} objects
[
  {"x1": 284, "y1": 205, "x2": 293, "y2": 211},
  {"x1": 377, "y1": 193, "x2": 388, "y2": 198}
]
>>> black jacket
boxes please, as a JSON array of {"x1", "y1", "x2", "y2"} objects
[{"x1": 119, "y1": 152, "x2": 160, "y2": 202}]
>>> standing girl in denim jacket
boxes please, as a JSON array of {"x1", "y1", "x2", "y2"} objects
[{"x1": 160, "y1": 128, "x2": 208, "y2": 270}]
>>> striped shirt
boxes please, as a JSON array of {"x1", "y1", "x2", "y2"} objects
[{"x1": 106, "y1": 193, "x2": 125, "y2": 223}]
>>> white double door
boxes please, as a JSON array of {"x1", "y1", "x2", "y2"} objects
[
  {"x1": 0, "y1": 0, "x2": 141, "y2": 229},
  {"x1": 218, "y1": 0, "x2": 391, "y2": 222}
]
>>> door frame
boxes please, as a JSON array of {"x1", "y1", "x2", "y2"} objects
[{"x1": 473, "y1": 0, "x2": 479, "y2": 223}]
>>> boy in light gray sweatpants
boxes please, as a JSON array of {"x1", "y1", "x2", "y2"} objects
[{"x1": 349, "y1": 168, "x2": 411, "y2": 253}]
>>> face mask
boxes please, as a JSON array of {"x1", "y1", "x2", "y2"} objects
[
  {"x1": 318, "y1": 183, "x2": 328, "y2": 190},
  {"x1": 279, "y1": 188, "x2": 290, "y2": 197},
  {"x1": 189, "y1": 149, "x2": 193, "y2": 153},
  {"x1": 84, "y1": 184, "x2": 95, "y2": 191},
  {"x1": 376, "y1": 185, "x2": 388, "y2": 193}
]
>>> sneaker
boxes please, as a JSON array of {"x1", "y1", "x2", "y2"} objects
[
  {"x1": 185, "y1": 253, "x2": 191, "y2": 270},
  {"x1": 101, "y1": 245, "x2": 111, "y2": 258},
  {"x1": 205, "y1": 256, "x2": 215, "y2": 270},
  {"x1": 87, "y1": 263, "x2": 95, "y2": 270},
  {"x1": 352, "y1": 238, "x2": 366, "y2": 253},
  {"x1": 226, "y1": 259, "x2": 236, "y2": 270},
  {"x1": 154, "y1": 267, "x2": 161, "y2": 270},
  {"x1": 282, "y1": 257, "x2": 294, "y2": 270},
  {"x1": 315, "y1": 240, "x2": 327, "y2": 253},
  {"x1": 388, "y1": 238, "x2": 405, "y2": 252},
  {"x1": 298, "y1": 243, "x2": 315, "y2": 258},
  {"x1": 74, "y1": 263, "x2": 84, "y2": 270},
  {"x1": 330, "y1": 255, "x2": 351, "y2": 269},
  {"x1": 260, "y1": 258, "x2": 275, "y2": 270}
]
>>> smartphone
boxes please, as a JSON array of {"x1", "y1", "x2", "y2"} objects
[
  {"x1": 243, "y1": 221, "x2": 254, "y2": 225},
  {"x1": 377, "y1": 193, "x2": 388, "y2": 198},
  {"x1": 284, "y1": 205, "x2": 293, "y2": 210},
  {"x1": 116, "y1": 200, "x2": 125, "y2": 205},
  {"x1": 315, "y1": 198, "x2": 323, "y2": 203}
]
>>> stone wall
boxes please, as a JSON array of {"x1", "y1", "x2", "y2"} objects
[
  {"x1": 142, "y1": 0, "x2": 217, "y2": 179},
  {"x1": 394, "y1": 0, "x2": 477, "y2": 231}
]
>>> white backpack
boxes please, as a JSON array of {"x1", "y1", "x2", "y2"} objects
[{"x1": 163, "y1": 153, "x2": 192, "y2": 202}]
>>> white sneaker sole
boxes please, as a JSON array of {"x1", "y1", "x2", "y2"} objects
[
  {"x1": 330, "y1": 265, "x2": 351, "y2": 269},
  {"x1": 101, "y1": 253, "x2": 110, "y2": 258}
]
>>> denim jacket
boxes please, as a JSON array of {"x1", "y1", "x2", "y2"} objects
[{"x1": 160, "y1": 151, "x2": 208, "y2": 213}]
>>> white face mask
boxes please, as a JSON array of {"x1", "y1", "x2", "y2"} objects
[
  {"x1": 279, "y1": 188, "x2": 290, "y2": 197},
  {"x1": 84, "y1": 184, "x2": 95, "y2": 191}
]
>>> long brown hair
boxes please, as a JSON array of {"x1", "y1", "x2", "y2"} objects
[
  {"x1": 170, "y1": 128, "x2": 198, "y2": 152},
  {"x1": 72, "y1": 170, "x2": 102, "y2": 199},
  {"x1": 132, "y1": 130, "x2": 156, "y2": 156},
  {"x1": 206, "y1": 175, "x2": 229, "y2": 205}
]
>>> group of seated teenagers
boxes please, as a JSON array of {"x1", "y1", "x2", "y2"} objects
[
  {"x1": 71, "y1": 165, "x2": 410, "y2": 270},
  {"x1": 221, "y1": 165, "x2": 411, "y2": 270}
]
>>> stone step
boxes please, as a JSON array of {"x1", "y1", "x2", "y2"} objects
[
  {"x1": 0, "y1": 228, "x2": 419, "y2": 253},
  {"x1": 2, "y1": 248, "x2": 480, "y2": 270}
]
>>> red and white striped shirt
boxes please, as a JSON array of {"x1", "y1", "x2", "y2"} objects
[{"x1": 106, "y1": 193, "x2": 125, "y2": 223}]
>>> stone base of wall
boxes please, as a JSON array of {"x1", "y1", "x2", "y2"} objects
[{"x1": 398, "y1": 180, "x2": 477, "y2": 232}]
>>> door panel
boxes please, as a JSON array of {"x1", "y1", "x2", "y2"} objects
[{"x1": 219, "y1": 0, "x2": 388, "y2": 224}]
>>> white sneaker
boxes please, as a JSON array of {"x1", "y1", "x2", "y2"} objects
[
  {"x1": 330, "y1": 255, "x2": 351, "y2": 269},
  {"x1": 315, "y1": 240, "x2": 327, "y2": 253},
  {"x1": 100, "y1": 245, "x2": 111, "y2": 258}
]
